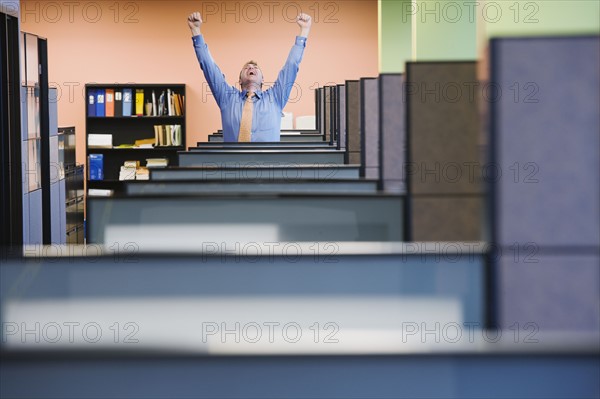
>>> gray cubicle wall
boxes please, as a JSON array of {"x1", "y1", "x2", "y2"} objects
[
  {"x1": 489, "y1": 36, "x2": 600, "y2": 331},
  {"x1": 125, "y1": 179, "x2": 378, "y2": 195},
  {"x1": 360, "y1": 78, "x2": 379, "y2": 179},
  {"x1": 151, "y1": 165, "x2": 361, "y2": 181},
  {"x1": 345, "y1": 80, "x2": 361, "y2": 165},
  {"x1": 2, "y1": 249, "x2": 598, "y2": 398},
  {"x1": 406, "y1": 62, "x2": 483, "y2": 242},
  {"x1": 2, "y1": 351, "x2": 597, "y2": 399},
  {"x1": 179, "y1": 149, "x2": 345, "y2": 167},
  {"x1": 378, "y1": 74, "x2": 406, "y2": 194},
  {"x1": 336, "y1": 84, "x2": 346, "y2": 152},
  {"x1": 87, "y1": 194, "x2": 404, "y2": 246}
]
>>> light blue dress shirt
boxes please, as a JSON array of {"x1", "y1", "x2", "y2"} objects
[{"x1": 192, "y1": 35, "x2": 307, "y2": 142}]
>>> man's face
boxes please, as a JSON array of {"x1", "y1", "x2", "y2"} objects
[{"x1": 239, "y1": 63, "x2": 263, "y2": 88}]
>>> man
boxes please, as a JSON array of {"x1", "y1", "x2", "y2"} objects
[{"x1": 187, "y1": 11, "x2": 312, "y2": 142}]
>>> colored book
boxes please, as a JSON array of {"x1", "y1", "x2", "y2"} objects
[
  {"x1": 135, "y1": 89, "x2": 144, "y2": 116},
  {"x1": 105, "y1": 89, "x2": 114, "y2": 117},
  {"x1": 123, "y1": 88, "x2": 132, "y2": 117},
  {"x1": 95, "y1": 89, "x2": 105, "y2": 117},
  {"x1": 89, "y1": 154, "x2": 104, "y2": 181},
  {"x1": 114, "y1": 90, "x2": 123, "y2": 117},
  {"x1": 152, "y1": 90, "x2": 157, "y2": 116},
  {"x1": 87, "y1": 89, "x2": 96, "y2": 116}
]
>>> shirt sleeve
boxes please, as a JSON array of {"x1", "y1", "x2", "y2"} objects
[
  {"x1": 192, "y1": 35, "x2": 232, "y2": 107},
  {"x1": 271, "y1": 36, "x2": 307, "y2": 108}
]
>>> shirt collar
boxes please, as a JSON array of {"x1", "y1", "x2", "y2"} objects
[{"x1": 241, "y1": 88, "x2": 263, "y2": 99}]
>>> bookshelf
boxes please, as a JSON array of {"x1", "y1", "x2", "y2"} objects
[{"x1": 85, "y1": 83, "x2": 186, "y2": 194}]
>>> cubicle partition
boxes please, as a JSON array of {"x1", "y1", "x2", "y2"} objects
[
  {"x1": 86, "y1": 194, "x2": 404, "y2": 247},
  {"x1": 488, "y1": 36, "x2": 600, "y2": 330},
  {"x1": 178, "y1": 149, "x2": 346, "y2": 167},
  {"x1": 378, "y1": 74, "x2": 406, "y2": 194},
  {"x1": 405, "y1": 62, "x2": 483, "y2": 242},
  {"x1": 345, "y1": 80, "x2": 361, "y2": 165},
  {"x1": 150, "y1": 165, "x2": 361, "y2": 181},
  {"x1": 360, "y1": 78, "x2": 379, "y2": 179},
  {"x1": 124, "y1": 179, "x2": 378, "y2": 195},
  {"x1": 336, "y1": 84, "x2": 346, "y2": 152}
]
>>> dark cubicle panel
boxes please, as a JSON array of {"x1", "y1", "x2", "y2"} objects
[
  {"x1": 378, "y1": 74, "x2": 405, "y2": 194},
  {"x1": 405, "y1": 62, "x2": 483, "y2": 242},
  {"x1": 20, "y1": 33, "x2": 53, "y2": 246},
  {"x1": 336, "y1": 84, "x2": 346, "y2": 152},
  {"x1": 315, "y1": 87, "x2": 322, "y2": 137},
  {"x1": 360, "y1": 78, "x2": 379, "y2": 179},
  {"x1": 329, "y1": 85, "x2": 337, "y2": 146},
  {"x1": 0, "y1": 11, "x2": 23, "y2": 248},
  {"x1": 323, "y1": 86, "x2": 331, "y2": 144},
  {"x1": 488, "y1": 36, "x2": 600, "y2": 330},
  {"x1": 345, "y1": 80, "x2": 360, "y2": 165}
]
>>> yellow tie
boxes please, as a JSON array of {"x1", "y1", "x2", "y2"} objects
[{"x1": 238, "y1": 91, "x2": 255, "y2": 142}]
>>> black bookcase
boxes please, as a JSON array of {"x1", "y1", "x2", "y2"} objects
[{"x1": 85, "y1": 84, "x2": 186, "y2": 194}]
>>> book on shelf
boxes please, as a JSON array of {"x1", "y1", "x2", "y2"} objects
[
  {"x1": 152, "y1": 90, "x2": 157, "y2": 117},
  {"x1": 88, "y1": 154, "x2": 104, "y2": 180},
  {"x1": 124, "y1": 160, "x2": 140, "y2": 168},
  {"x1": 135, "y1": 89, "x2": 144, "y2": 116},
  {"x1": 119, "y1": 161, "x2": 138, "y2": 181},
  {"x1": 154, "y1": 124, "x2": 182, "y2": 147},
  {"x1": 146, "y1": 158, "x2": 169, "y2": 168},
  {"x1": 105, "y1": 89, "x2": 115, "y2": 117},
  {"x1": 158, "y1": 91, "x2": 165, "y2": 116},
  {"x1": 88, "y1": 89, "x2": 96, "y2": 116},
  {"x1": 167, "y1": 89, "x2": 173, "y2": 116},
  {"x1": 133, "y1": 138, "x2": 155, "y2": 148},
  {"x1": 119, "y1": 161, "x2": 151, "y2": 180},
  {"x1": 123, "y1": 88, "x2": 133, "y2": 117},
  {"x1": 112, "y1": 139, "x2": 155, "y2": 149},
  {"x1": 88, "y1": 134, "x2": 112, "y2": 148},
  {"x1": 154, "y1": 90, "x2": 184, "y2": 116},
  {"x1": 114, "y1": 90, "x2": 123, "y2": 117},
  {"x1": 136, "y1": 167, "x2": 149, "y2": 180},
  {"x1": 172, "y1": 92, "x2": 184, "y2": 116},
  {"x1": 95, "y1": 89, "x2": 105, "y2": 117}
]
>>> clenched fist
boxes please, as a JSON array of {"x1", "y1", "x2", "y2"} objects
[
  {"x1": 297, "y1": 13, "x2": 312, "y2": 37},
  {"x1": 187, "y1": 12, "x2": 202, "y2": 36}
]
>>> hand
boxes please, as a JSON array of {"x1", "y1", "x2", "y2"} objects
[
  {"x1": 187, "y1": 12, "x2": 202, "y2": 35},
  {"x1": 297, "y1": 13, "x2": 312, "y2": 38},
  {"x1": 296, "y1": 13, "x2": 312, "y2": 30}
]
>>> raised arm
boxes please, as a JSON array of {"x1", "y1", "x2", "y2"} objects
[
  {"x1": 297, "y1": 13, "x2": 312, "y2": 38},
  {"x1": 187, "y1": 11, "x2": 202, "y2": 36},
  {"x1": 188, "y1": 11, "x2": 231, "y2": 106},
  {"x1": 272, "y1": 13, "x2": 312, "y2": 107}
]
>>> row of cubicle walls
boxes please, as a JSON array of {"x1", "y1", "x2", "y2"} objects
[
  {"x1": 0, "y1": 35, "x2": 598, "y2": 398},
  {"x1": 86, "y1": 36, "x2": 599, "y2": 333}
]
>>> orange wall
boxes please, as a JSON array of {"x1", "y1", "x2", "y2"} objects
[{"x1": 20, "y1": 0, "x2": 378, "y2": 164}]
